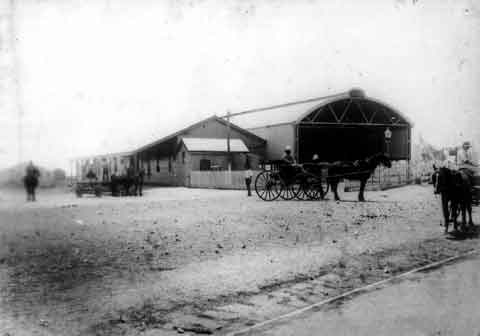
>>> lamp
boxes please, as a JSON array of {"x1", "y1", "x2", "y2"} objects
[
  {"x1": 384, "y1": 127, "x2": 392, "y2": 140},
  {"x1": 384, "y1": 127, "x2": 392, "y2": 157}
]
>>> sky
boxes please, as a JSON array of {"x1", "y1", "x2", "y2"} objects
[{"x1": 0, "y1": 0, "x2": 479, "y2": 170}]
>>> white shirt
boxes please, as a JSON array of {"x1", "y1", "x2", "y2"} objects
[
  {"x1": 457, "y1": 147, "x2": 476, "y2": 169},
  {"x1": 245, "y1": 169, "x2": 253, "y2": 178},
  {"x1": 457, "y1": 148, "x2": 473, "y2": 163}
]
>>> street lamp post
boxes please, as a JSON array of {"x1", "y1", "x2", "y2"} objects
[{"x1": 384, "y1": 127, "x2": 392, "y2": 157}]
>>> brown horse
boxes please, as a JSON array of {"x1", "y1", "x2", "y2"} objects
[
  {"x1": 327, "y1": 153, "x2": 392, "y2": 202},
  {"x1": 433, "y1": 166, "x2": 473, "y2": 233}
]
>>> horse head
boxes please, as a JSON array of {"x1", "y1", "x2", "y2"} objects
[
  {"x1": 434, "y1": 166, "x2": 452, "y2": 194},
  {"x1": 369, "y1": 153, "x2": 392, "y2": 168}
]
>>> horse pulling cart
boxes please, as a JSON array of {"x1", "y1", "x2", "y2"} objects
[
  {"x1": 74, "y1": 173, "x2": 143, "y2": 198},
  {"x1": 254, "y1": 154, "x2": 392, "y2": 202},
  {"x1": 74, "y1": 180, "x2": 110, "y2": 198},
  {"x1": 254, "y1": 160, "x2": 330, "y2": 201}
]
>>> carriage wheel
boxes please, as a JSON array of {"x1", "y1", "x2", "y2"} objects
[
  {"x1": 94, "y1": 186, "x2": 103, "y2": 197},
  {"x1": 75, "y1": 187, "x2": 83, "y2": 198},
  {"x1": 293, "y1": 173, "x2": 309, "y2": 200},
  {"x1": 302, "y1": 176, "x2": 324, "y2": 200},
  {"x1": 280, "y1": 178, "x2": 299, "y2": 200},
  {"x1": 255, "y1": 171, "x2": 281, "y2": 201}
]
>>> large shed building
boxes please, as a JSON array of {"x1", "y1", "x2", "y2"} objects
[{"x1": 230, "y1": 89, "x2": 412, "y2": 164}]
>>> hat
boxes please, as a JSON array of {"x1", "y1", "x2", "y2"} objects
[
  {"x1": 463, "y1": 141, "x2": 471, "y2": 148},
  {"x1": 285, "y1": 145, "x2": 291, "y2": 152}
]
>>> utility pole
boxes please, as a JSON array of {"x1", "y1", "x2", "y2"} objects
[{"x1": 226, "y1": 110, "x2": 232, "y2": 184}]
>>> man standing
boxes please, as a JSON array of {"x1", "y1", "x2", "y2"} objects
[
  {"x1": 24, "y1": 161, "x2": 40, "y2": 201},
  {"x1": 137, "y1": 166, "x2": 146, "y2": 196},
  {"x1": 102, "y1": 158, "x2": 109, "y2": 181},
  {"x1": 244, "y1": 155, "x2": 253, "y2": 197}
]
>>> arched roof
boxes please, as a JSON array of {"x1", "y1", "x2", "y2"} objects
[{"x1": 296, "y1": 95, "x2": 413, "y2": 127}]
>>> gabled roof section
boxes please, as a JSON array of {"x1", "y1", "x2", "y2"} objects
[
  {"x1": 180, "y1": 138, "x2": 249, "y2": 153},
  {"x1": 135, "y1": 115, "x2": 265, "y2": 153}
]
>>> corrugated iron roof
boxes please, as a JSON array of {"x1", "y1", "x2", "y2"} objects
[
  {"x1": 181, "y1": 138, "x2": 249, "y2": 152},
  {"x1": 222, "y1": 90, "x2": 413, "y2": 129},
  {"x1": 227, "y1": 93, "x2": 350, "y2": 129}
]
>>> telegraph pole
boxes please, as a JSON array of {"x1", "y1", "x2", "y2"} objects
[
  {"x1": 226, "y1": 110, "x2": 232, "y2": 184},
  {"x1": 227, "y1": 110, "x2": 231, "y2": 170}
]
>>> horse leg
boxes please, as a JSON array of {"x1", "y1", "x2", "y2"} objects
[
  {"x1": 466, "y1": 193, "x2": 474, "y2": 227},
  {"x1": 467, "y1": 201, "x2": 474, "y2": 227},
  {"x1": 460, "y1": 201, "x2": 467, "y2": 231},
  {"x1": 330, "y1": 179, "x2": 340, "y2": 201},
  {"x1": 441, "y1": 194, "x2": 449, "y2": 233},
  {"x1": 358, "y1": 179, "x2": 367, "y2": 202},
  {"x1": 451, "y1": 200, "x2": 459, "y2": 232}
]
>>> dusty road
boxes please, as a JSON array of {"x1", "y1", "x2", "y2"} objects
[
  {"x1": 243, "y1": 252, "x2": 480, "y2": 336},
  {"x1": 0, "y1": 185, "x2": 478, "y2": 335}
]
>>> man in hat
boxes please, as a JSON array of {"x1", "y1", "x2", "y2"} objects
[
  {"x1": 282, "y1": 145, "x2": 295, "y2": 164},
  {"x1": 457, "y1": 141, "x2": 476, "y2": 184},
  {"x1": 244, "y1": 154, "x2": 253, "y2": 197},
  {"x1": 457, "y1": 141, "x2": 474, "y2": 167}
]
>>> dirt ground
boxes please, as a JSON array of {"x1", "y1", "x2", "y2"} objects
[{"x1": 0, "y1": 184, "x2": 478, "y2": 335}]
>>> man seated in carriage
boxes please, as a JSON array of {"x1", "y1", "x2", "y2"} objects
[
  {"x1": 456, "y1": 141, "x2": 477, "y2": 184},
  {"x1": 282, "y1": 146, "x2": 295, "y2": 164},
  {"x1": 279, "y1": 145, "x2": 298, "y2": 182}
]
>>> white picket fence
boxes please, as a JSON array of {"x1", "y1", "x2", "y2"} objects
[
  {"x1": 189, "y1": 171, "x2": 261, "y2": 189},
  {"x1": 191, "y1": 162, "x2": 411, "y2": 191},
  {"x1": 344, "y1": 160, "x2": 411, "y2": 191}
]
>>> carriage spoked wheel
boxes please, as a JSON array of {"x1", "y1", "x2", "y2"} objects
[
  {"x1": 255, "y1": 171, "x2": 281, "y2": 201},
  {"x1": 306, "y1": 183, "x2": 325, "y2": 200},
  {"x1": 292, "y1": 173, "x2": 309, "y2": 200},
  {"x1": 279, "y1": 177, "x2": 299, "y2": 201},
  {"x1": 301, "y1": 174, "x2": 327, "y2": 200}
]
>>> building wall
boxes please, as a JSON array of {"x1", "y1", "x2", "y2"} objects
[
  {"x1": 140, "y1": 157, "x2": 178, "y2": 185},
  {"x1": 188, "y1": 152, "x2": 254, "y2": 171},
  {"x1": 75, "y1": 154, "x2": 131, "y2": 181},
  {"x1": 249, "y1": 124, "x2": 295, "y2": 161}
]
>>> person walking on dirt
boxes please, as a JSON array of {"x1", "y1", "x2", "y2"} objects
[
  {"x1": 244, "y1": 155, "x2": 253, "y2": 197},
  {"x1": 24, "y1": 161, "x2": 40, "y2": 201}
]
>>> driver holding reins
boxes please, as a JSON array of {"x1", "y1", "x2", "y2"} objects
[
  {"x1": 456, "y1": 141, "x2": 477, "y2": 184},
  {"x1": 282, "y1": 145, "x2": 296, "y2": 164}
]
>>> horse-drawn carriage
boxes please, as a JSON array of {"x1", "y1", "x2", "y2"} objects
[
  {"x1": 74, "y1": 170, "x2": 144, "y2": 198},
  {"x1": 254, "y1": 160, "x2": 329, "y2": 201},
  {"x1": 254, "y1": 154, "x2": 392, "y2": 202}
]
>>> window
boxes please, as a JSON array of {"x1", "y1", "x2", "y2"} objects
[
  {"x1": 156, "y1": 159, "x2": 160, "y2": 172},
  {"x1": 168, "y1": 156, "x2": 172, "y2": 173},
  {"x1": 182, "y1": 151, "x2": 186, "y2": 164},
  {"x1": 200, "y1": 159, "x2": 211, "y2": 171}
]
